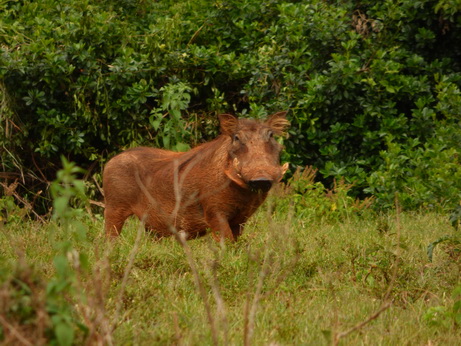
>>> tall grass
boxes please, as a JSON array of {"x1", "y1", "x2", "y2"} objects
[{"x1": 1, "y1": 167, "x2": 461, "y2": 344}]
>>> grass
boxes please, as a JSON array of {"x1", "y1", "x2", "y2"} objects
[{"x1": 1, "y1": 195, "x2": 461, "y2": 345}]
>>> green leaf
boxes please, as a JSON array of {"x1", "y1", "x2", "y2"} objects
[
  {"x1": 163, "y1": 135, "x2": 170, "y2": 149},
  {"x1": 449, "y1": 205, "x2": 461, "y2": 230},
  {"x1": 427, "y1": 235, "x2": 452, "y2": 262},
  {"x1": 453, "y1": 300, "x2": 461, "y2": 325},
  {"x1": 174, "y1": 142, "x2": 190, "y2": 152},
  {"x1": 55, "y1": 321, "x2": 74, "y2": 346},
  {"x1": 151, "y1": 118, "x2": 162, "y2": 131},
  {"x1": 423, "y1": 306, "x2": 449, "y2": 326},
  {"x1": 53, "y1": 196, "x2": 69, "y2": 218},
  {"x1": 53, "y1": 255, "x2": 70, "y2": 277}
]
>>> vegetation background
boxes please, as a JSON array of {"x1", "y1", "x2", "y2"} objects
[
  {"x1": 2, "y1": 0, "x2": 461, "y2": 211},
  {"x1": 1, "y1": 0, "x2": 461, "y2": 344}
]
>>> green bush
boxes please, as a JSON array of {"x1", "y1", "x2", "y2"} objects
[
  {"x1": 1, "y1": 160, "x2": 93, "y2": 344},
  {"x1": 1, "y1": 0, "x2": 461, "y2": 211}
]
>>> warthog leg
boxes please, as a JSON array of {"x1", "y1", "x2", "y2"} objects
[
  {"x1": 104, "y1": 207, "x2": 132, "y2": 237},
  {"x1": 204, "y1": 209, "x2": 235, "y2": 241}
]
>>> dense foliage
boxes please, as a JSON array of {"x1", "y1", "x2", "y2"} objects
[{"x1": 1, "y1": 0, "x2": 461, "y2": 210}]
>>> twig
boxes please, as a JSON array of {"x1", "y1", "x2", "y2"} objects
[
  {"x1": 0, "y1": 182, "x2": 46, "y2": 223},
  {"x1": 89, "y1": 200, "x2": 105, "y2": 208},
  {"x1": 92, "y1": 174, "x2": 105, "y2": 197},
  {"x1": 333, "y1": 301, "x2": 392, "y2": 344},
  {"x1": 187, "y1": 23, "x2": 207, "y2": 46},
  {"x1": 0, "y1": 315, "x2": 33, "y2": 346},
  {"x1": 2, "y1": 145, "x2": 26, "y2": 184},
  {"x1": 31, "y1": 152, "x2": 48, "y2": 184}
]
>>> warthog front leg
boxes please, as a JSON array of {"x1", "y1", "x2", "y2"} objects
[{"x1": 204, "y1": 209, "x2": 235, "y2": 241}]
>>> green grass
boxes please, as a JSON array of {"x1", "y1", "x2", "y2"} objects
[{"x1": 1, "y1": 201, "x2": 461, "y2": 345}]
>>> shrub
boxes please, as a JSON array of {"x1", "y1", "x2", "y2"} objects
[
  {"x1": 1, "y1": 0, "x2": 461, "y2": 211},
  {"x1": 0, "y1": 160, "x2": 100, "y2": 344}
]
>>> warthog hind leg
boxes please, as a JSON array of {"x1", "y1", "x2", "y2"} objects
[{"x1": 104, "y1": 207, "x2": 132, "y2": 237}]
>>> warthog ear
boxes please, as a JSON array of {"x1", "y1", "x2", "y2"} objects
[
  {"x1": 219, "y1": 114, "x2": 239, "y2": 135},
  {"x1": 266, "y1": 111, "x2": 290, "y2": 136}
]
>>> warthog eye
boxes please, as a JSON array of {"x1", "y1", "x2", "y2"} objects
[
  {"x1": 268, "y1": 131, "x2": 273, "y2": 139},
  {"x1": 233, "y1": 134, "x2": 240, "y2": 142}
]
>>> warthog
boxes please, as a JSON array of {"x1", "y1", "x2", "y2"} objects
[{"x1": 103, "y1": 112, "x2": 290, "y2": 241}]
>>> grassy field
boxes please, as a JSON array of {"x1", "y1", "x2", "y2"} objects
[{"x1": 1, "y1": 188, "x2": 461, "y2": 346}]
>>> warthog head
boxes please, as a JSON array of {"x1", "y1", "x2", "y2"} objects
[{"x1": 220, "y1": 112, "x2": 290, "y2": 192}]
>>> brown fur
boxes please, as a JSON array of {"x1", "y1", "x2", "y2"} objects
[{"x1": 103, "y1": 112, "x2": 290, "y2": 241}]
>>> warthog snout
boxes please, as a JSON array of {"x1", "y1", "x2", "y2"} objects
[{"x1": 248, "y1": 178, "x2": 273, "y2": 192}]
